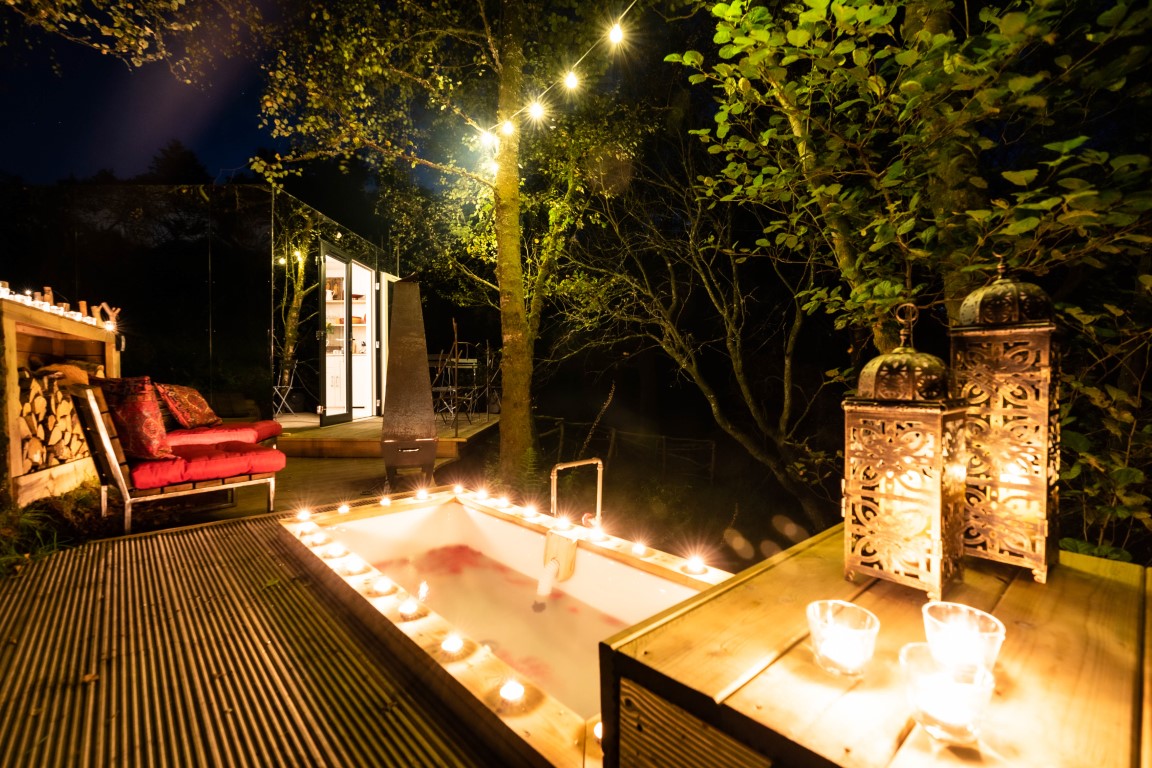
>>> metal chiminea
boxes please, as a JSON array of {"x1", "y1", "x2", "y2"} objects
[{"x1": 381, "y1": 280, "x2": 437, "y2": 487}]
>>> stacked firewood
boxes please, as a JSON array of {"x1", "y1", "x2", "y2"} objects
[{"x1": 16, "y1": 369, "x2": 91, "y2": 476}]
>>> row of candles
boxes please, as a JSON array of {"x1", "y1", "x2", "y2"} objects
[
  {"x1": 0, "y1": 282, "x2": 116, "y2": 330},
  {"x1": 807, "y1": 599, "x2": 1004, "y2": 744}
]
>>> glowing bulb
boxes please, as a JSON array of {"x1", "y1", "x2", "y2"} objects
[
  {"x1": 453, "y1": 484, "x2": 464, "y2": 494},
  {"x1": 441, "y1": 633, "x2": 464, "y2": 654},
  {"x1": 527, "y1": 101, "x2": 545, "y2": 121},
  {"x1": 479, "y1": 130, "x2": 497, "y2": 148},
  {"x1": 594, "y1": 720, "x2": 603, "y2": 743},
  {"x1": 500, "y1": 120, "x2": 515, "y2": 135},
  {"x1": 416, "y1": 489, "x2": 429, "y2": 500},
  {"x1": 297, "y1": 521, "x2": 319, "y2": 536},
  {"x1": 278, "y1": 256, "x2": 286, "y2": 265},
  {"x1": 293, "y1": 249, "x2": 302, "y2": 259},
  {"x1": 631, "y1": 542, "x2": 649, "y2": 557},
  {"x1": 500, "y1": 679, "x2": 525, "y2": 702},
  {"x1": 380, "y1": 496, "x2": 392, "y2": 506},
  {"x1": 496, "y1": 496, "x2": 510, "y2": 508},
  {"x1": 324, "y1": 544, "x2": 348, "y2": 559},
  {"x1": 103, "y1": 321, "x2": 116, "y2": 332},
  {"x1": 521, "y1": 504, "x2": 537, "y2": 519},
  {"x1": 418, "y1": 581, "x2": 429, "y2": 601},
  {"x1": 341, "y1": 556, "x2": 368, "y2": 575},
  {"x1": 588, "y1": 522, "x2": 607, "y2": 541},
  {"x1": 337, "y1": 504, "x2": 350, "y2": 515},
  {"x1": 372, "y1": 576, "x2": 395, "y2": 595},
  {"x1": 476, "y1": 488, "x2": 489, "y2": 500},
  {"x1": 564, "y1": 70, "x2": 579, "y2": 90},
  {"x1": 555, "y1": 516, "x2": 572, "y2": 531},
  {"x1": 296, "y1": 509, "x2": 312, "y2": 522},
  {"x1": 398, "y1": 598, "x2": 421, "y2": 619},
  {"x1": 609, "y1": 23, "x2": 623, "y2": 45},
  {"x1": 485, "y1": 159, "x2": 500, "y2": 175}
]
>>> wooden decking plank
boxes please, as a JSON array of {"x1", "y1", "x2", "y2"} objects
[{"x1": 0, "y1": 517, "x2": 504, "y2": 767}]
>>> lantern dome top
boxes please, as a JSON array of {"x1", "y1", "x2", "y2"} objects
[
  {"x1": 957, "y1": 261, "x2": 1053, "y2": 327},
  {"x1": 856, "y1": 304, "x2": 950, "y2": 402},
  {"x1": 857, "y1": 346, "x2": 950, "y2": 402}
]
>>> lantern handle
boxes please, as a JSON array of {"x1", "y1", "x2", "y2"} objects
[{"x1": 895, "y1": 302, "x2": 918, "y2": 347}]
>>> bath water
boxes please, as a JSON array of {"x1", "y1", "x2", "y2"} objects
[{"x1": 375, "y1": 544, "x2": 628, "y2": 717}]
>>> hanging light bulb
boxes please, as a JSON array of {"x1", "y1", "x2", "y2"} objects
[
  {"x1": 500, "y1": 120, "x2": 515, "y2": 136},
  {"x1": 527, "y1": 101, "x2": 545, "y2": 121},
  {"x1": 564, "y1": 70, "x2": 579, "y2": 90},
  {"x1": 609, "y1": 22, "x2": 623, "y2": 45},
  {"x1": 479, "y1": 130, "x2": 497, "y2": 149}
]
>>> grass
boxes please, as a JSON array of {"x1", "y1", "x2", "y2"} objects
[{"x1": 0, "y1": 482, "x2": 110, "y2": 577}]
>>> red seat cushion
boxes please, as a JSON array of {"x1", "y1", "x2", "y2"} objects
[
  {"x1": 165, "y1": 420, "x2": 283, "y2": 447},
  {"x1": 128, "y1": 442, "x2": 286, "y2": 490}
]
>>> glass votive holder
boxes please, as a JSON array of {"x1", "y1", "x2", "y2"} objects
[
  {"x1": 900, "y1": 642, "x2": 995, "y2": 744},
  {"x1": 922, "y1": 601, "x2": 1005, "y2": 671},
  {"x1": 806, "y1": 599, "x2": 880, "y2": 676}
]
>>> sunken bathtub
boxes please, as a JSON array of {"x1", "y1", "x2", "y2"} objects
[{"x1": 279, "y1": 488, "x2": 730, "y2": 768}]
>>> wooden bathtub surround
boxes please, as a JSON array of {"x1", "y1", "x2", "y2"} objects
[
  {"x1": 602, "y1": 525, "x2": 1147, "y2": 768},
  {"x1": 72, "y1": 385, "x2": 283, "y2": 534}
]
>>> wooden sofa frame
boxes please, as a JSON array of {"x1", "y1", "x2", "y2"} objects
[{"x1": 71, "y1": 385, "x2": 278, "y2": 533}]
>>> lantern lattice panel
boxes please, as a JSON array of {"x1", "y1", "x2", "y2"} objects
[
  {"x1": 953, "y1": 324, "x2": 1059, "y2": 582},
  {"x1": 843, "y1": 403, "x2": 967, "y2": 599}
]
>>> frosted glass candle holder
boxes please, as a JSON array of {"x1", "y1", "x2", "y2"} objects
[
  {"x1": 922, "y1": 601, "x2": 1005, "y2": 670},
  {"x1": 806, "y1": 600, "x2": 880, "y2": 676},
  {"x1": 900, "y1": 642, "x2": 995, "y2": 744}
]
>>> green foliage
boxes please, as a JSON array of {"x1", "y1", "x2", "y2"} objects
[
  {"x1": 2, "y1": 0, "x2": 266, "y2": 82},
  {"x1": 671, "y1": 0, "x2": 1152, "y2": 346},
  {"x1": 669, "y1": 0, "x2": 1152, "y2": 559}
]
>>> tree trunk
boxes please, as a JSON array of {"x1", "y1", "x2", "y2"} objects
[{"x1": 493, "y1": 0, "x2": 535, "y2": 489}]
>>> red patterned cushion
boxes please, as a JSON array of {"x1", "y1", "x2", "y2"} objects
[
  {"x1": 93, "y1": 377, "x2": 175, "y2": 460},
  {"x1": 155, "y1": 383, "x2": 223, "y2": 429}
]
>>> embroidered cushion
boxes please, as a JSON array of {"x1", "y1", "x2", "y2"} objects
[
  {"x1": 93, "y1": 376, "x2": 175, "y2": 460},
  {"x1": 155, "y1": 383, "x2": 223, "y2": 429}
]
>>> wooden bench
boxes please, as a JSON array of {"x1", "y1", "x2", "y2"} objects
[{"x1": 71, "y1": 385, "x2": 285, "y2": 533}]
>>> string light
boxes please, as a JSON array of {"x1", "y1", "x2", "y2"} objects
[{"x1": 474, "y1": 2, "x2": 638, "y2": 151}]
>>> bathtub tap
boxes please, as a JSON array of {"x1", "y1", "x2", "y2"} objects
[{"x1": 550, "y1": 458, "x2": 603, "y2": 528}]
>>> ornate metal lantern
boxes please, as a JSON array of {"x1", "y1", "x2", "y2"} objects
[
  {"x1": 951, "y1": 263, "x2": 1058, "y2": 583},
  {"x1": 843, "y1": 305, "x2": 968, "y2": 599}
]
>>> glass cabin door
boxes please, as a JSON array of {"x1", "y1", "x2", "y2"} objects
[{"x1": 320, "y1": 245, "x2": 352, "y2": 426}]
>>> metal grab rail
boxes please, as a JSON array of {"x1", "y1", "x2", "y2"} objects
[{"x1": 549, "y1": 458, "x2": 603, "y2": 528}]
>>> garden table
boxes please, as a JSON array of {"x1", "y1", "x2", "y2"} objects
[{"x1": 603, "y1": 524, "x2": 1148, "y2": 767}]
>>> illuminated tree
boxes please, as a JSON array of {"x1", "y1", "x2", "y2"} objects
[{"x1": 256, "y1": 0, "x2": 644, "y2": 489}]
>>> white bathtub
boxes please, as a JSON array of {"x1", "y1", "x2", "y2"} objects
[{"x1": 281, "y1": 489, "x2": 729, "y2": 768}]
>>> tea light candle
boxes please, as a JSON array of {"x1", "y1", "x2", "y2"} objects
[
  {"x1": 499, "y1": 679, "x2": 525, "y2": 702},
  {"x1": 901, "y1": 642, "x2": 994, "y2": 744},
  {"x1": 440, "y1": 633, "x2": 464, "y2": 655},
  {"x1": 806, "y1": 599, "x2": 880, "y2": 676},
  {"x1": 922, "y1": 601, "x2": 1005, "y2": 670},
  {"x1": 398, "y1": 597, "x2": 421, "y2": 619}
]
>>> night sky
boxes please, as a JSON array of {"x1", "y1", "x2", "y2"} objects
[{"x1": 0, "y1": 41, "x2": 270, "y2": 184}]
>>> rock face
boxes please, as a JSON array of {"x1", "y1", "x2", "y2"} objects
[{"x1": 380, "y1": 280, "x2": 436, "y2": 486}]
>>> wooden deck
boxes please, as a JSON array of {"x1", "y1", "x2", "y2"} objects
[
  {"x1": 0, "y1": 515, "x2": 513, "y2": 767},
  {"x1": 276, "y1": 414, "x2": 499, "y2": 459}
]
